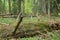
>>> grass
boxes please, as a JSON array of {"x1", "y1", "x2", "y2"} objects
[
  {"x1": 0, "y1": 17, "x2": 60, "y2": 40},
  {"x1": 0, "y1": 16, "x2": 60, "y2": 24},
  {"x1": 0, "y1": 31, "x2": 60, "y2": 40},
  {"x1": 0, "y1": 18, "x2": 16, "y2": 24}
]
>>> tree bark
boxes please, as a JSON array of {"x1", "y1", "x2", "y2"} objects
[
  {"x1": 48, "y1": 0, "x2": 50, "y2": 18},
  {"x1": 2, "y1": 0, "x2": 5, "y2": 14},
  {"x1": 33, "y1": 0, "x2": 37, "y2": 16},
  {"x1": 40, "y1": 0, "x2": 46, "y2": 15},
  {"x1": 53, "y1": 0, "x2": 58, "y2": 16},
  {"x1": 22, "y1": 0, "x2": 25, "y2": 15},
  {"x1": 13, "y1": 13, "x2": 23, "y2": 35},
  {"x1": 13, "y1": 0, "x2": 22, "y2": 35},
  {"x1": 8, "y1": 0, "x2": 12, "y2": 15}
]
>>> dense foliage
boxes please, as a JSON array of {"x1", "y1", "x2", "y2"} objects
[{"x1": 0, "y1": 0, "x2": 60, "y2": 16}]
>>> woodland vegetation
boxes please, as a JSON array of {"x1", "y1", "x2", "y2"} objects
[{"x1": 0, "y1": 0, "x2": 60, "y2": 40}]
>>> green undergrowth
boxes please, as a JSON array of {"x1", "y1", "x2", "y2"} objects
[
  {"x1": 0, "y1": 31, "x2": 60, "y2": 40},
  {"x1": 0, "y1": 17, "x2": 60, "y2": 40}
]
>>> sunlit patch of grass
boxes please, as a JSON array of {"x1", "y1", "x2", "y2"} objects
[
  {"x1": 0, "y1": 18, "x2": 16, "y2": 24},
  {"x1": 0, "y1": 17, "x2": 60, "y2": 24}
]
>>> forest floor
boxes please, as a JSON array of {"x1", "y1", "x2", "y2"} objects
[{"x1": 0, "y1": 16, "x2": 60, "y2": 40}]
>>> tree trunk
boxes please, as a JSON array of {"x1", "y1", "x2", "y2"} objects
[
  {"x1": 0, "y1": 0, "x2": 3, "y2": 14},
  {"x1": 33, "y1": 0, "x2": 37, "y2": 16},
  {"x1": 8, "y1": 0, "x2": 12, "y2": 15},
  {"x1": 3, "y1": 0, "x2": 5, "y2": 14},
  {"x1": 53, "y1": 0, "x2": 58, "y2": 16},
  {"x1": 40, "y1": 0, "x2": 46, "y2": 15},
  {"x1": 22, "y1": 0, "x2": 25, "y2": 15},
  {"x1": 48, "y1": 0, "x2": 50, "y2": 18},
  {"x1": 13, "y1": 0, "x2": 22, "y2": 35},
  {"x1": 13, "y1": 13, "x2": 23, "y2": 35}
]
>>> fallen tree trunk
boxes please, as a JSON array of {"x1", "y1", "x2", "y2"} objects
[
  {"x1": 13, "y1": 12, "x2": 23, "y2": 35},
  {"x1": 0, "y1": 15, "x2": 17, "y2": 18}
]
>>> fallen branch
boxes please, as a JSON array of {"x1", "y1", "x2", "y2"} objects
[{"x1": 13, "y1": 12, "x2": 23, "y2": 35}]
